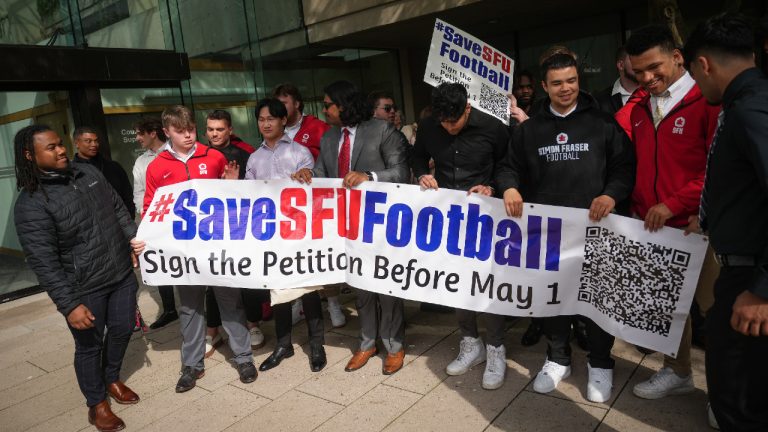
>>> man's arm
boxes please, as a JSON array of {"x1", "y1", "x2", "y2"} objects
[
  {"x1": 374, "y1": 124, "x2": 409, "y2": 183},
  {"x1": 312, "y1": 135, "x2": 330, "y2": 178},
  {"x1": 14, "y1": 198, "x2": 81, "y2": 317},
  {"x1": 601, "y1": 120, "x2": 636, "y2": 204},
  {"x1": 132, "y1": 159, "x2": 145, "y2": 217},
  {"x1": 411, "y1": 118, "x2": 432, "y2": 179}
]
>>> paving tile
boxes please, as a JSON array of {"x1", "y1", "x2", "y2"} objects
[
  {"x1": 0, "y1": 324, "x2": 32, "y2": 343},
  {"x1": 597, "y1": 347, "x2": 710, "y2": 432},
  {"x1": 114, "y1": 387, "x2": 207, "y2": 430},
  {"x1": 143, "y1": 384, "x2": 266, "y2": 432},
  {"x1": 230, "y1": 332, "x2": 357, "y2": 400},
  {"x1": 383, "y1": 331, "x2": 459, "y2": 395},
  {"x1": 28, "y1": 343, "x2": 75, "y2": 372},
  {"x1": 297, "y1": 351, "x2": 391, "y2": 406},
  {"x1": 487, "y1": 390, "x2": 607, "y2": 432},
  {"x1": 315, "y1": 384, "x2": 422, "y2": 432},
  {"x1": 0, "y1": 376, "x2": 84, "y2": 431},
  {"x1": 0, "y1": 366, "x2": 74, "y2": 411},
  {"x1": 0, "y1": 361, "x2": 46, "y2": 391},
  {"x1": 225, "y1": 389, "x2": 343, "y2": 432},
  {"x1": 383, "y1": 352, "x2": 532, "y2": 432},
  {"x1": 0, "y1": 326, "x2": 73, "y2": 370},
  {"x1": 25, "y1": 405, "x2": 89, "y2": 432}
]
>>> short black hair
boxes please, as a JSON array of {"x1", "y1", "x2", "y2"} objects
[
  {"x1": 324, "y1": 80, "x2": 370, "y2": 126},
  {"x1": 207, "y1": 109, "x2": 232, "y2": 127},
  {"x1": 683, "y1": 13, "x2": 754, "y2": 69},
  {"x1": 134, "y1": 117, "x2": 167, "y2": 142},
  {"x1": 431, "y1": 82, "x2": 468, "y2": 121},
  {"x1": 272, "y1": 83, "x2": 304, "y2": 112},
  {"x1": 367, "y1": 90, "x2": 395, "y2": 113},
  {"x1": 626, "y1": 24, "x2": 677, "y2": 56},
  {"x1": 255, "y1": 98, "x2": 288, "y2": 119},
  {"x1": 541, "y1": 53, "x2": 578, "y2": 81},
  {"x1": 73, "y1": 126, "x2": 98, "y2": 141},
  {"x1": 515, "y1": 69, "x2": 535, "y2": 84}
]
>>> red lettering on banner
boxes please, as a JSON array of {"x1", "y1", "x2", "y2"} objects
[
  {"x1": 280, "y1": 188, "x2": 307, "y2": 239},
  {"x1": 482, "y1": 45, "x2": 492, "y2": 62},
  {"x1": 312, "y1": 188, "x2": 335, "y2": 239},
  {"x1": 337, "y1": 188, "x2": 361, "y2": 240}
]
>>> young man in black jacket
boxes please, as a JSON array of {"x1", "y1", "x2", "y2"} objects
[
  {"x1": 496, "y1": 53, "x2": 635, "y2": 403},
  {"x1": 684, "y1": 13, "x2": 768, "y2": 430},
  {"x1": 13, "y1": 125, "x2": 143, "y2": 432}
]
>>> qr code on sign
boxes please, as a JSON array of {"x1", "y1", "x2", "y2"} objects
[
  {"x1": 479, "y1": 83, "x2": 510, "y2": 123},
  {"x1": 578, "y1": 227, "x2": 691, "y2": 336}
]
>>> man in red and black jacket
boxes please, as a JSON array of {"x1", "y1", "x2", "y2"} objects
[
  {"x1": 142, "y1": 105, "x2": 258, "y2": 393},
  {"x1": 625, "y1": 25, "x2": 720, "y2": 402}
]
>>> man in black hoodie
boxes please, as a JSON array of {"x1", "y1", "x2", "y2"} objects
[{"x1": 496, "y1": 53, "x2": 635, "y2": 403}]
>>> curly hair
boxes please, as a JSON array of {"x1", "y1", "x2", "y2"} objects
[
  {"x1": 14, "y1": 124, "x2": 54, "y2": 194},
  {"x1": 324, "y1": 80, "x2": 370, "y2": 126}
]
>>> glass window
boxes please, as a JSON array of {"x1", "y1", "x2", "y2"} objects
[
  {"x1": 0, "y1": 90, "x2": 75, "y2": 299},
  {"x1": 0, "y1": 0, "x2": 77, "y2": 46}
]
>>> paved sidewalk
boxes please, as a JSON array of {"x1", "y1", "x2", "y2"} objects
[{"x1": 0, "y1": 284, "x2": 712, "y2": 432}]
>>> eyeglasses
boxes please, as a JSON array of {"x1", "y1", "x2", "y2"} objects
[
  {"x1": 323, "y1": 101, "x2": 336, "y2": 110},
  {"x1": 377, "y1": 104, "x2": 395, "y2": 113}
]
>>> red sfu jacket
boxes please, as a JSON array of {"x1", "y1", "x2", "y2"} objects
[
  {"x1": 230, "y1": 134, "x2": 255, "y2": 154},
  {"x1": 143, "y1": 142, "x2": 227, "y2": 216},
  {"x1": 292, "y1": 114, "x2": 330, "y2": 161},
  {"x1": 628, "y1": 84, "x2": 720, "y2": 228}
]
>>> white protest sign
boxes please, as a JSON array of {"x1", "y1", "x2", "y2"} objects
[
  {"x1": 139, "y1": 179, "x2": 708, "y2": 355},
  {"x1": 424, "y1": 18, "x2": 515, "y2": 124}
]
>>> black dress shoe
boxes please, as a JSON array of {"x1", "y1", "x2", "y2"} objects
[
  {"x1": 237, "y1": 361, "x2": 258, "y2": 383},
  {"x1": 150, "y1": 311, "x2": 179, "y2": 330},
  {"x1": 310, "y1": 345, "x2": 327, "y2": 372},
  {"x1": 175, "y1": 366, "x2": 204, "y2": 393},
  {"x1": 259, "y1": 345, "x2": 294, "y2": 371},
  {"x1": 521, "y1": 320, "x2": 543, "y2": 346}
]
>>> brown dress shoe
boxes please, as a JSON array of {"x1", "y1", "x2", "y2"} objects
[
  {"x1": 345, "y1": 347, "x2": 378, "y2": 372},
  {"x1": 88, "y1": 400, "x2": 125, "y2": 432},
  {"x1": 107, "y1": 381, "x2": 140, "y2": 404},
  {"x1": 382, "y1": 350, "x2": 405, "y2": 375}
]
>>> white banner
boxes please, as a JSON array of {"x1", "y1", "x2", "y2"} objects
[
  {"x1": 423, "y1": 18, "x2": 515, "y2": 124},
  {"x1": 139, "y1": 179, "x2": 707, "y2": 356}
]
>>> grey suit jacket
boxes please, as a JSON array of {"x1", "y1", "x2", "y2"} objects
[{"x1": 313, "y1": 118, "x2": 409, "y2": 183}]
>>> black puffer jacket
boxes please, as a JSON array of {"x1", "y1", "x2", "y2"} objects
[{"x1": 13, "y1": 163, "x2": 137, "y2": 317}]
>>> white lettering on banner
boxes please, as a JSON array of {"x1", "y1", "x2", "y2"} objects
[
  {"x1": 424, "y1": 19, "x2": 514, "y2": 124},
  {"x1": 139, "y1": 179, "x2": 708, "y2": 357}
]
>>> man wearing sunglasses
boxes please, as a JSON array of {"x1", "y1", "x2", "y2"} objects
[{"x1": 368, "y1": 90, "x2": 397, "y2": 124}]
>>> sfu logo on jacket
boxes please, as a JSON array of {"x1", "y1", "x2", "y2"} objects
[
  {"x1": 629, "y1": 84, "x2": 720, "y2": 227},
  {"x1": 142, "y1": 143, "x2": 227, "y2": 216}
]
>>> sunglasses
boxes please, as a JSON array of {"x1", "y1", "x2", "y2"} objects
[
  {"x1": 323, "y1": 101, "x2": 336, "y2": 110},
  {"x1": 377, "y1": 104, "x2": 395, "y2": 113}
]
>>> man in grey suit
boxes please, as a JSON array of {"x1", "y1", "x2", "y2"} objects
[{"x1": 292, "y1": 80, "x2": 409, "y2": 374}]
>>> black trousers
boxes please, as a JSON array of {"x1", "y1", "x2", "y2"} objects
[
  {"x1": 157, "y1": 285, "x2": 176, "y2": 312},
  {"x1": 456, "y1": 309, "x2": 507, "y2": 347},
  {"x1": 273, "y1": 290, "x2": 324, "y2": 348},
  {"x1": 541, "y1": 315, "x2": 615, "y2": 369},
  {"x1": 207, "y1": 287, "x2": 266, "y2": 326},
  {"x1": 68, "y1": 273, "x2": 137, "y2": 407},
  {"x1": 706, "y1": 267, "x2": 768, "y2": 431}
]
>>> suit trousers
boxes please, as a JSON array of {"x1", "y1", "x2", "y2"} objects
[
  {"x1": 206, "y1": 287, "x2": 266, "y2": 327},
  {"x1": 706, "y1": 266, "x2": 768, "y2": 431},
  {"x1": 456, "y1": 309, "x2": 507, "y2": 347},
  {"x1": 541, "y1": 315, "x2": 615, "y2": 369},
  {"x1": 356, "y1": 289, "x2": 405, "y2": 354},
  {"x1": 177, "y1": 285, "x2": 253, "y2": 368},
  {"x1": 68, "y1": 272, "x2": 137, "y2": 406},
  {"x1": 273, "y1": 290, "x2": 324, "y2": 348}
]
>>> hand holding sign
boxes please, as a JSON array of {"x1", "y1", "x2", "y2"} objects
[{"x1": 508, "y1": 94, "x2": 530, "y2": 125}]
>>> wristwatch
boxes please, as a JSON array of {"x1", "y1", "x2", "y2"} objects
[{"x1": 365, "y1": 171, "x2": 374, "y2": 181}]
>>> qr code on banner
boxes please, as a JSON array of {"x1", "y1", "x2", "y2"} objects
[
  {"x1": 578, "y1": 227, "x2": 691, "y2": 337},
  {"x1": 479, "y1": 83, "x2": 510, "y2": 123}
]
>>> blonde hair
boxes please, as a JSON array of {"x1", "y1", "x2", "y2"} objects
[{"x1": 161, "y1": 105, "x2": 196, "y2": 130}]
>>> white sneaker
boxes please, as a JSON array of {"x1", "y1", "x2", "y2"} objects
[
  {"x1": 533, "y1": 359, "x2": 571, "y2": 393},
  {"x1": 327, "y1": 296, "x2": 346, "y2": 328},
  {"x1": 249, "y1": 325, "x2": 265, "y2": 349},
  {"x1": 205, "y1": 333, "x2": 223, "y2": 358},
  {"x1": 587, "y1": 364, "x2": 613, "y2": 403},
  {"x1": 632, "y1": 367, "x2": 694, "y2": 399},
  {"x1": 482, "y1": 344, "x2": 507, "y2": 390},
  {"x1": 446, "y1": 336, "x2": 486, "y2": 376},
  {"x1": 291, "y1": 299, "x2": 304, "y2": 325},
  {"x1": 707, "y1": 403, "x2": 720, "y2": 430}
]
